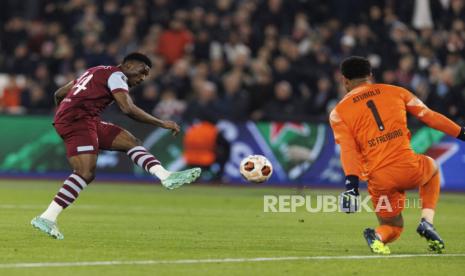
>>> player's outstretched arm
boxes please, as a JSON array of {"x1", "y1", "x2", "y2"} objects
[
  {"x1": 330, "y1": 109, "x2": 362, "y2": 213},
  {"x1": 403, "y1": 92, "x2": 465, "y2": 140},
  {"x1": 329, "y1": 110, "x2": 363, "y2": 178},
  {"x1": 113, "y1": 92, "x2": 180, "y2": 135},
  {"x1": 53, "y1": 81, "x2": 74, "y2": 106}
]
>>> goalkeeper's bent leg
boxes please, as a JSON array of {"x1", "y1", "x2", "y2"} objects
[
  {"x1": 419, "y1": 171, "x2": 440, "y2": 224},
  {"x1": 363, "y1": 228, "x2": 391, "y2": 255},
  {"x1": 376, "y1": 225, "x2": 403, "y2": 244},
  {"x1": 375, "y1": 213, "x2": 404, "y2": 244},
  {"x1": 418, "y1": 171, "x2": 444, "y2": 253}
]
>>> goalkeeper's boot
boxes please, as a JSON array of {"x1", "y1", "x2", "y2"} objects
[
  {"x1": 363, "y1": 228, "x2": 390, "y2": 255},
  {"x1": 31, "y1": 216, "x2": 64, "y2": 240},
  {"x1": 417, "y1": 218, "x2": 445, "y2": 253},
  {"x1": 161, "y1": 167, "x2": 201, "y2": 190}
]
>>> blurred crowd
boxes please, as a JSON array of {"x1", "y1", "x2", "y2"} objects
[{"x1": 0, "y1": 0, "x2": 465, "y2": 123}]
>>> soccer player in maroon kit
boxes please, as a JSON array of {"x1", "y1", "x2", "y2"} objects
[{"x1": 31, "y1": 53, "x2": 201, "y2": 239}]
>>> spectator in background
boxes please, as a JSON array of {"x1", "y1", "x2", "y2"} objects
[
  {"x1": 160, "y1": 59, "x2": 191, "y2": 99},
  {"x1": 193, "y1": 30, "x2": 213, "y2": 61},
  {"x1": 248, "y1": 60, "x2": 273, "y2": 113},
  {"x1": 208, "y1": 57, "x2": 226, "y2": 85},
  {"x1": 183, "y1": 81, "x2": 222, "y2": 123},
  {"x1": 306, "y1": 76, "x2": 337, "y2": 119},
  {"x1": 252, "y1": 81, "x2": 305, "y2": 121},
  {"x1": 153, "y1": 89, "x2": 186, "y2": 121},
  {"x1": 22, "y1": 84, "x2": 50, "y2": 114},
  {"x1": 224, "y1": 32, "x2": 251, "y2": 67},
  {"x1": 55, "y1": 34, "x2": 75, "y2": 72},
  {"x1": 134, "y1": 83, "x2": 159, "y2": 114},
  {"x1": 1, "y1": 76, "x2": 24, "y2": 114},
  {"x1": 0, "y1": 0, "x2": 464, "y2": 123},
  {"x1": 439, "y1": 68, "x2": 465, "y2": 122},
  {"x1": 157, "y1": 19, "x2": 193, "y2": 65},
  {"x1": 148, "y1": 0, "x2": 172, "y2": 27},
  {"x1": 6, "y1": 44, "x2": 31, "y2": 75},
  {"x1": 2, "y1": 17, "x2": 27, "y2": 57},
  {"x1": 75, "y1": 3, "x2": 104, "y2": 37},
  {"x1": 447, "y1": 51, "x2": 465, "y2": 86},
  {"x1": 272, "y1": 56, "x2": 295, "y2": 84},
  {"x1": 101, "y1": 0, "x2": 124, "y2": 42},
  {"x1": 254, "y1": 0, "x2": 292, "y2": 34},
  {"x1": 115, "y1": 16, "x2": 139, "y2": 57},
  {"x1": 33, "y1": 63, "x2": 57, "y2": 97},
  {"x1": 395, "y1": 55, "x2": 417, "y2": 90},
  {"x1": 382, "y1": 70, "x2": 398, "y2": 85},
  {"x1": 218, "y1": 72, "x2": 250, "y2": 121},
  {"x1": 444, "y1": 0, "x2": 465, "y2": 29},
  {"x1": 426, "y1": 63, "x2": 452, "y2": 116}
]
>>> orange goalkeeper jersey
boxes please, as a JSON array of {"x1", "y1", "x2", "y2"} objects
[{"x1": 329, "y1": 83, "x2": 461, "y2": 179}]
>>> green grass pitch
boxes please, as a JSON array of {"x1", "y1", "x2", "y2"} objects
[{"x1": 1, "y1": 180, "x2": 465, "y2": 275}]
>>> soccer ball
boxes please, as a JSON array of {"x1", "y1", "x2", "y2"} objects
[{"x1": 240, "y1": 155, "x2": 273, "y2": 183}]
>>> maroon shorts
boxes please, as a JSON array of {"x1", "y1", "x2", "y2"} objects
[{"x1": 54, "y1": 120, "x2": 123, "y2": 158}]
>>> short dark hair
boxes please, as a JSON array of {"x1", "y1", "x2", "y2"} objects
[
  {"x1": 123, "y1": 52, "x2": 152, "y2": 68},
  {"x1": 340, "y1": 56, "x2": 371, "y2": 80}
]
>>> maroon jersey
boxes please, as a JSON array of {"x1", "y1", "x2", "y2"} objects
[{"x1": 54, "y1": 65, "x2": 129, "y2": 124}]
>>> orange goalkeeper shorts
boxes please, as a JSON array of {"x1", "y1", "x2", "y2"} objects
[{"x1": 367, "y1": 154, "x2": 437, "y2": 218}]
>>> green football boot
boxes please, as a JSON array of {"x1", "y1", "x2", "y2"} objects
[
  {"x1": 161, "y1": 167, "x2": 201, "y2": 190},
  {"x1": 31, "y1": 216, "x2": 64, "y2": 240},
  {"x1": 363, "y1": 228, "x2": 391, "y2": 255},
  {"x1": 417, "y1": 218, "x2": 445, "y2": 253}
]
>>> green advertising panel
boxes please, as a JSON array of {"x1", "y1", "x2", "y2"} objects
[
  {"x1": 0, "y1": 115, "x2": 187, "y2": 175},
  {"x1": 0, "y1": 115, "x2": 444, "y2": 180},
  {"x1": 0, "y1": 116, "x2": 66, "y2": 172},
  {"x1": 255, "y1": 122, "x2": 327, "y2": 179}
]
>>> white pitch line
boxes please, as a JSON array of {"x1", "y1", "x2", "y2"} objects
[
  {"x1": 1, "y1": 254, "x2": 465, "y2": 269},
  {"x1": 0, "y1": 204, "x2": 98, "y2": 210}
]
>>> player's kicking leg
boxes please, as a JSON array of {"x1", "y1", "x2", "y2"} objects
[
  {"x1": 32, "y1": 153, "x2": 97, "y2": 239},
  {"x1": 417, "y1": 171, "x2": 444, "y2": 253},
  {"x1": 108, "y1": 126, "x2": 201, "y2": 189}
]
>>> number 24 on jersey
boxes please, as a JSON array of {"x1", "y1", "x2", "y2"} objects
[{"x1": 73, "y1": 71, "x2": 94, "y2": 95}]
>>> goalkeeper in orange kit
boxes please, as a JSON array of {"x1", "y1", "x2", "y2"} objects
[{"x1": 330, "y1": 56, "x2": 465, "y2": 254}]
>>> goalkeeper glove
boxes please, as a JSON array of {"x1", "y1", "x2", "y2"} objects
[
  {"x1": 339, "y1": 175, "x2": 360, "y2": 213},
  {"x1": 457, "y1": 127, "x2": 465, "y2": 141}
]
